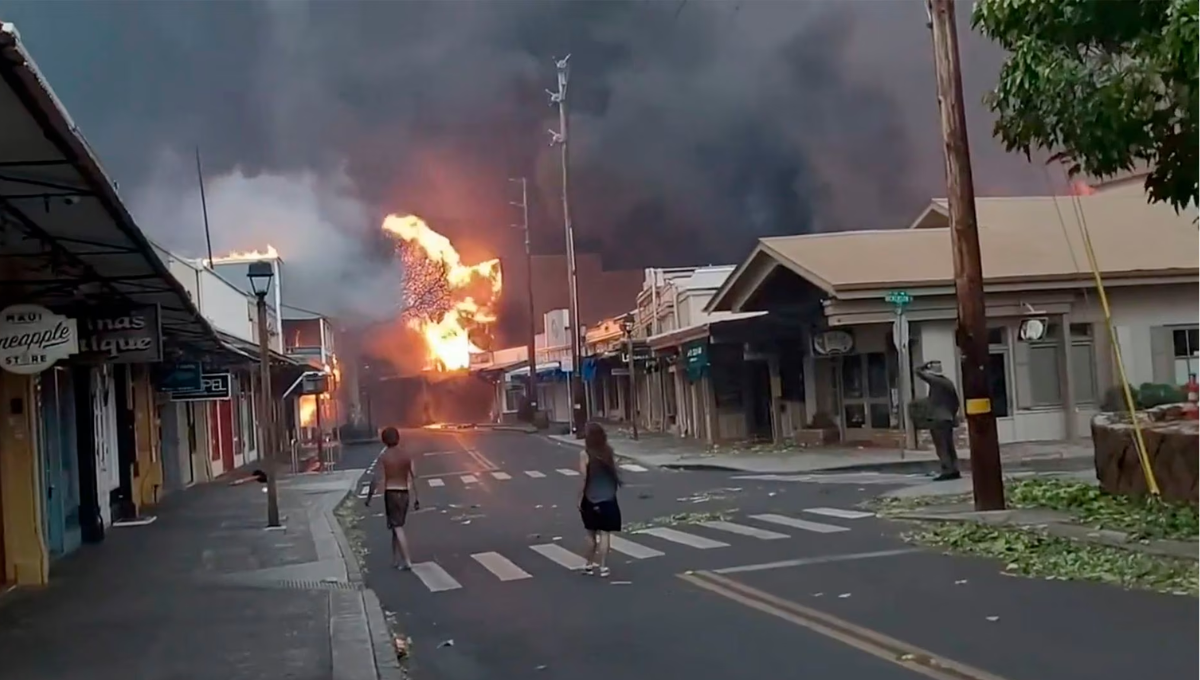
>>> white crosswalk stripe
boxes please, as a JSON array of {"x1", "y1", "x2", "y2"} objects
[
  {"x1": 530, "y1": 543, "x2": 588, "y2": 570},
  {"x1": 698, "y1": 520, "x2": 789, "y2": 540},
  {"x1": 750, "y1": 513, "x2": 849, "y2": 534},
  {"x1": 619, "y1": 463, "x2": 649, "y2": 472},
  {"x1": 636, "y1": 527, "x2": 729, "y2": 549},
  {"x1": 471, "y1": 552, "x2": 531, "y2": 581},
  {"x1": 460, "y1": 474, "x2": 479, "y2": 484},
  {"x1": 555, "y1": 468, "x2": 580, "y2": 477},
  {"x1": 524, "y1": 470, "x2": 546, "y2": 478},
  {"x1": 803, "y1": 507, "x2": 874, "y2": 520},
  {"x1": 609, "y1": 536, "x2": 664, "y2": 559},
  {"x1": 412, "y1": 562, "x2": 462, "y2": 592},
  {"x1": 403, "y1": 506, "x2": 878, "y2": 592},
  {"x1": 490, "y1": 471, "x2": 512, "y2": 481},
  {"x1": 427, "y1": 478, "x2": 445, "y2": 488}
]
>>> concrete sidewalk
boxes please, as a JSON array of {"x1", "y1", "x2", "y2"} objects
[
  {"x1": 547, "y1": 430, "x2": 1095, "y2": 475},
  {"x1": 0, "y1": 470, "x2": 399, "y2": 680}
]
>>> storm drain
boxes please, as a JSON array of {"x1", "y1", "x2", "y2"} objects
[
  {"x1": 198, "y1": 574, "x2": 363, "y2": 592},
  {"x1": 267, "y1": 579, "x2": 363, "y2": 592}
]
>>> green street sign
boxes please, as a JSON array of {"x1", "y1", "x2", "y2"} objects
[{"x1": 885, "y1": 290, "x2": 912, "y2": 306}]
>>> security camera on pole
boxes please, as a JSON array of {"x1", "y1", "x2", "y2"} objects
[{"x1": 547, "y1": 54, "x2": 587, "y2": 439}]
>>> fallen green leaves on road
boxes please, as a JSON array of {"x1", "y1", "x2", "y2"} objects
[
  {"x1": 1006, "y1": 479, "x2": 1199, "y2": 541},
  {"x1": 906, "y1": 523, "x2": 1199, "y2": 597},
  {"x1": 335, "y1": 494, "x2": 372, "y2": 575},
  {"x1": 625, "y1": 510, "x2": 735, "y2": 532},
  {"x1": 869, "y1": 493, "x2": 973, "y2": 513}
]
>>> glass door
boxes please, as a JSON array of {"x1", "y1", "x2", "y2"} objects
[{"x1": 841, "y1": 352, "x2": 894, "y2": 434}]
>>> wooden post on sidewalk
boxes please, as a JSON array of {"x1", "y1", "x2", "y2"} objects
[{"x1": 927, "y1": 0, "x2": 1005, "y2": 510}]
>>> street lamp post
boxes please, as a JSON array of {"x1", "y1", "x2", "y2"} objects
[{"x1": 248, "y1": 260, "x2": 281, "y2": 528}]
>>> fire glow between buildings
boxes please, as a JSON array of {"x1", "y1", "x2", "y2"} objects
[{"x1": 382, "y1": 214, "x2": 502, "y2": 372}]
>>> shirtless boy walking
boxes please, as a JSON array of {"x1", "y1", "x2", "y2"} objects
[{"x1": 365, "y1": 427, "x2": 420, "y2": 570}]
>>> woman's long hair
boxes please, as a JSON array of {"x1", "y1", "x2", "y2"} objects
[{"x1": 583, "y1": 422, "x2": 621, "y2": 486}]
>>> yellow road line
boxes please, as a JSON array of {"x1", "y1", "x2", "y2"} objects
[{"x1": 678, "y1": 571, "x2": 1011, "y2": 680}]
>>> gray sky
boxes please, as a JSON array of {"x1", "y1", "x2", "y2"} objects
[{"x1": 0, "y1": 0, "x2": 1053, "y2": 317}]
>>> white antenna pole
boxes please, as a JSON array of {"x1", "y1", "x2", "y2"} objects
[{"x1": 547, "y1": 55, "x2": 585, "y2": 438}]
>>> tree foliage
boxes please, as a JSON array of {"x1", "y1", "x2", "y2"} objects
[{"x1": 973, "y1": 0, "x2": 1198, "y2": 211}]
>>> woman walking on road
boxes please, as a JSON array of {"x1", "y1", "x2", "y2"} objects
[{"x1": 578, "y1": 422, "x2": 623, "y2": 577}]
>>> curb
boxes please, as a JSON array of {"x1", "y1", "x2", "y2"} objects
[{"x1": 326, "y1": 489, "x2": 403, "y2": 680}]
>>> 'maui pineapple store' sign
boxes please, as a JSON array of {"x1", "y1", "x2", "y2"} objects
[{"x1": 0, "y1": 304, "x2": 79, "y2": 375}]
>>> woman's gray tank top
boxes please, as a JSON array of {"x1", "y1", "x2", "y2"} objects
[{"x1": 584, "y1": 455, "x2": 618, "y2": 503}]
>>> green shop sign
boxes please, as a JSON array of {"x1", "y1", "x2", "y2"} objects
[{"x1": 683, "y1": 339, "x2": 709, "y2": 382}]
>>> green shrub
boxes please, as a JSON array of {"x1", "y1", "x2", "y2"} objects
[
  {"x1": 1137, "y1": 382, "x2": 1186, "y2": 408},
  {"x1": 1099, "y1": 383, "x2": 1185, "y2": 412}
]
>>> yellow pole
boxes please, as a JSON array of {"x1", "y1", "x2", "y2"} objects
[{"x1": 1073, "y1": 203, "x2": 1161, "y2": 497}]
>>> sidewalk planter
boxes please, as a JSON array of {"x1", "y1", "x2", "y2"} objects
[
  {"x1": 794, "y1": 412, "x2": 838, "y2": 447},
  {"x1": 793, "y1": 427, "x2": 838, "y2": 447},
  {"x1": 1092, "y1": 404, "x2": 1198, "y2": 503}
]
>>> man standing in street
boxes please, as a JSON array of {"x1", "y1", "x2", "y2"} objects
[
  {"x1": 365, "y1": 427, "x2": 420, "y2": 570},
  {"x1": 915, "y1": 361, "x2": 962, "y2": 481}
]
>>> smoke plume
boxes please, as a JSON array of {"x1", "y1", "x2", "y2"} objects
[{"x1": 1, "y1": 0, "x2": 1053, "y2": 309}]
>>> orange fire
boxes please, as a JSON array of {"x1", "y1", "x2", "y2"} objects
[
  {"x1": 381, "y1": 214, "x2": 502, "y2": 372},
  {"x1": 1069, "y1": 179, "x2": 1096, "y2": 196},
  {"x1": 208, "y1": 245, "x2": 281, "y2": 265},
  {"x1": 298, "y1": 395, "x2": 317, "y2": 427}
]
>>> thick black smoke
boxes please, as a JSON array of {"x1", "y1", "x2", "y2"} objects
[{"x1": 0, "y1": 0, "x2": 1049, "y2": 311}]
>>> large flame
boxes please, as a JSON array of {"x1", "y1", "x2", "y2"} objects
[
  {"x1": 298, "y1": 395, "x2": 317, "y2": 428},
  {"x1": 381, "y1": 215, "x2": 502, "y2": 372},
  {"x1": 208, "y1": 245, "x2": 281, "y2": 265}
]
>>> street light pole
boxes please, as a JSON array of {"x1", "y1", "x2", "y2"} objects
[
  {"x1": 926, "y1": 0, "x2": 1004, "y2": 510},
  {"x1": 510, "y1": 177, "x2": 539, "y2": 422},
  {"x1": 249, "y1": 261, "x2": 281, "y2": 527},
  {"x1": 548, "y1": 54, "x2": 587, "y2": 439}
]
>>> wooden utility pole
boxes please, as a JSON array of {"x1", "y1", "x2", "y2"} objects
[{"x1": 927, "y1": 0, "x2": 1005, "y2": 510}]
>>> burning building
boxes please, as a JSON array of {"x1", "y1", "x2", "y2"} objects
[{"x1": 355, "y1": 215, "x2": 504, "y2": 427}]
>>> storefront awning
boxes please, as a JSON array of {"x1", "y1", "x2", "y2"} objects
[
  {"x1": 646, "y1": 312, "x2": 767, "y2": 350},
  {"x1": 505, "y1": 361, "x2": 565, "y2": 380},
  {"x1": 0, "y1": 24, "x2": 225, "y2": 358}
]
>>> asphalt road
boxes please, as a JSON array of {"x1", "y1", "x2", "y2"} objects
[{"x1": 338, "y1": 431, "x2": 1197, "y2": 680}]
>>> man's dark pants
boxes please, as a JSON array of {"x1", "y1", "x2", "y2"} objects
[{"x1": 930, "y1": 421, "x2": 960, "y2": 475}]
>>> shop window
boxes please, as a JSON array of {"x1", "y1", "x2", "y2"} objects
[
  {"x1": 503, "y1": 384, "x2": 525, "y2": 412},
  {"x1": 1027, "y1": 322, "x2": 1098, "y2": 407},
  {"x1": 1173, "y1": 327, "x2": 1199, "y2": 384},
  {"x1": 841, "y1": 358, "x2": 864, "y2": 400},
  {"x1": 843, "y1": 403, "x2": 866, "y2": 429}
]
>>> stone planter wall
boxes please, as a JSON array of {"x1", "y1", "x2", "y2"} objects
[
  {"x1": 793, "y1": 428, "x2": 839, "y2": 447},
  {"x1": 1092, "y1": 404, "x2": 1199, "y2": 503}
]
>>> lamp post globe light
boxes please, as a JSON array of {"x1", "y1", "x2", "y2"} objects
[{"x1": 248, "y1": 260, "x2": 281, "y2": 528}]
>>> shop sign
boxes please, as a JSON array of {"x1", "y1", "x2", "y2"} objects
[
  {"x1": 75, "y1": 305, "x2": 163, "y2": 364},
  {"x1": 157, "y1": 362, "x2": 203, "y2": 392},
  {"x1": 169, "y1": 372, "x2": 232, "y2": 402},
  {"x1": 683, "y1": 339, "x2": 709, "y2": 382},
  {"x1": 299, "y1": 373, "x2": 329, "y2": 395},
  {"x1": 0, "y1": 304, "x2": 78, "y2": 375},
  {"x1": 812, "y1": 329, "x2": 854, "y2": 356}
]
